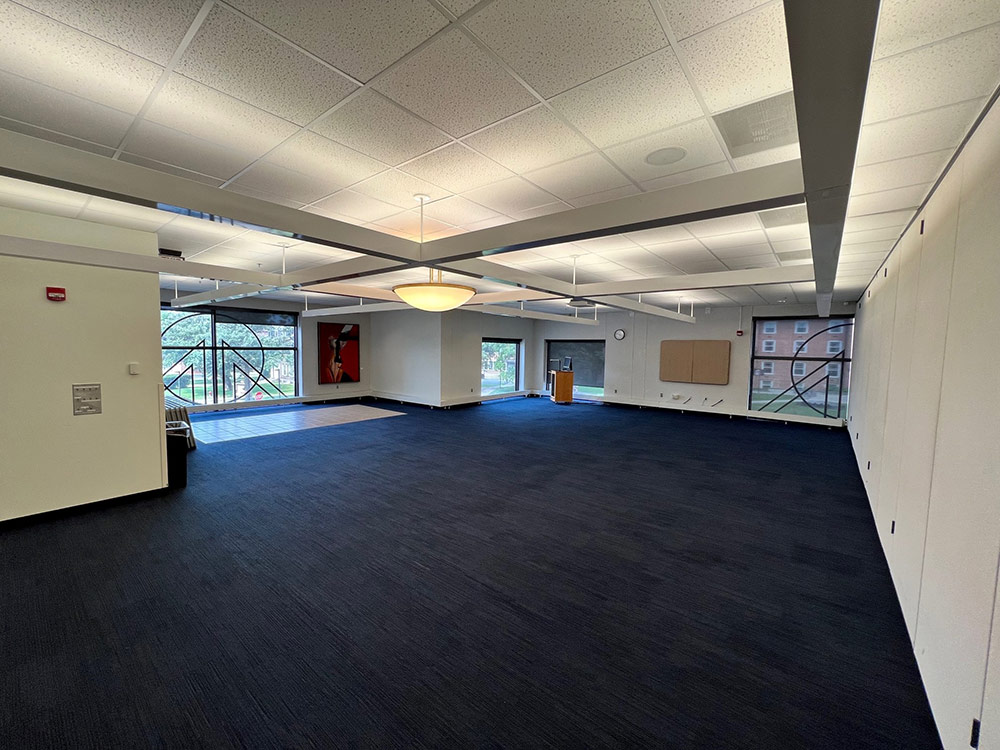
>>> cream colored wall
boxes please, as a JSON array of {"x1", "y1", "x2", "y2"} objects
[
  {"x1": 849, "y1": 96, "x2": 1000, "y2": 750},
  {"x1": 531, "y1": 303, "x2": 853, "y2": 425},
  {"x1": 0, "y1": 209, "x2": 165, "y2": 522}
]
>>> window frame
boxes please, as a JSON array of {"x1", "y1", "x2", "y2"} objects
[
  {"x1": 161, "y1": 304, "x2": 299, "y2": 406},
  {"x1": 761, "y1": 340, "x2": 777, "y2": 353},
  {"x1": 481, "y1": 337, "x2": 522, "y2": 395},
  {"x1": 748, "y1": 315, "x2": 854, "y2": 419},
  {"x1": 794, "y1": 321, "x2": 809, "y2": 334},
  {"x1": 827, "y1": 340, "x2": 844, "y2": 355}
]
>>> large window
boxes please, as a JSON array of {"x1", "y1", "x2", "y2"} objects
[
  {"x1": 749, "y1": 317, "x2": 854, "y2": 419},
  {"x1": 481, "y1": 339, "x2": 520, "y2": 396},
  {"x1": 546, "y1": 340, "x2": 605, "y2": 397},
  {"x1": 161, "y1": 307, "x2": 298, "y2": 406}
]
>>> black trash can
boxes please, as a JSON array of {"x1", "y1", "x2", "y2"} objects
[{"x1": 165, "y1": 421, "x2": 191, "y2": 489}]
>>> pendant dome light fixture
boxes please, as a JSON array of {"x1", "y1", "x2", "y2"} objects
[{"x1": 392, "y1": 194, "x2": 475, "y2": 312}]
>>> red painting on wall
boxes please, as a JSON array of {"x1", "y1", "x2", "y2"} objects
[{"x1": 318, "y1": 323, "x2": 360, "y2": 384}]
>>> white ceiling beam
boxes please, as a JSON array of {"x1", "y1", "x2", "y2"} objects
[
  {"x1": 591, "y1": 296, "x2": 696, "y2": 324},
  {"x1": 420, "y1": 160, "x2": 805, "y2": 262},
  {"x1": 281, "y1": 255, "x2": 404, "y2": 286},
  {"x1": 441, "y1": 258, "x2": 576, "y2": 296},
  {"x1": 0, "y1": 233, "x2": 283, "y2": 285},
  {"x1": 0, "y1": 128, "x2": 421, "y2": 262},
  {"x1": 302, "y1": 302, "x2": 408, "y2": 317},
  {"x1": 783, "y1": 0, "x2": 879, "y2": 315},
  {"x1": 474, "y1": 305, "x2": 600, "y2": 325},
  {"x1": 171, "y1": 283, "x2": 280, "y2": 308},
  {"x1": 300, "y1": 282, "x2": 400, "y2": 302},
  {"x1": 469, "y1": 289, "x2": 560, "y2": 304},
  {"x1": 575, "y1": 265, "x2": 814, "y2": 297}
]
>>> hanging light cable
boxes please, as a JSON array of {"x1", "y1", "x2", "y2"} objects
[{"x1": 393, "y1": 194, "x2": 475, "y2": 312}]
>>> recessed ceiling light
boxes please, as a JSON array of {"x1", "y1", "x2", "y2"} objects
[{"x1": 644, "y1": 147, "x2": 687, "y2": 166}]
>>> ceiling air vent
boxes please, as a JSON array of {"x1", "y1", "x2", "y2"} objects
[
  {"x1": 159, "y1": 247, "x2": 183, "y2": 258},
  {"x1": 713, "y1": 91, "x2": 798, "y2": 159}
]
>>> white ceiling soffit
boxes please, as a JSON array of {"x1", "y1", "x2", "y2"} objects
[
  {"x1": 783, "y1": 0, "x2": 880, "y2": 316},
  {"x1": 0, "y1": 128, "x2": 420, "y2": 262},
  {"x1": 420, "y1": 160, "x2": 804, "y2": 262}
]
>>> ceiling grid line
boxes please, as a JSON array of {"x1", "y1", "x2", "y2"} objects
[{"x1": 111, "y1": 0, "x2": 217, "y2": 160}]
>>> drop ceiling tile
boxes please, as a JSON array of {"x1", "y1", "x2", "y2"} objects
[
  {"x1": 568, "y1": 184, "x2": 641, "y2": 207},
  {"x1": 764, "y1": 223, "x2": 810, "y2": 242},
  {"x1": 640, "y1": 161, "x2": 733, "y2": 191},
  {"x1": 626, "y1": 225, "x2": 695, "y2": 247},
  {"x1": 229, "y1": 161, "x2": 344, "y2": 204},
  {"x1": 686, "y1": 213, "x2": 762, "y2": 238},
  {"x1": 841, "y1": 226, "x2": 905, "y2": 245},
  {"x1": 463, "y1": 106, "x2": 593, "y2": 172},
  {"x1": 143, "y1": 74, "x2": 299, "y2": 155},
  {"x1": 550, "y1": 47, "x2": 702, "y2": 147},
  {"x1": 847, "y1": 183, "x2": 930, "y2": 217},
  {"x1": 265, "y1": 132, "x2": 387, "y2": 187},
  {"x1": 401, "y1": 144, "x2": 514, "y2": 193},
  {"x1": 670, "y1": 258, "x2": 729, "y2": 274},
  {"x1": 352, "y1": 170, "x2": 451, "y2": 208},
  {"x1": 770, "y1": 237, "x2": 811, "y2": 254},
  {"x1": 118, "y1": 153, "x2": 225, "y2": 187},
  {"x1": 123, "y1": 120, "x2": 258, "y2": 179},
  {"x1": 463, "y1": 176, "x2": 563, "y2": 214},
  {"x1": 523, "y1": 153, "x2": 631, "y2": 200},
  {"x1": 438, "y1": 0, "x2": 479, "y2": 16},
  {"x1": 465, "y1": 0, "x2": 665, "y2": 98},
  {"x1": 0, "y1": 70, "x2": 133, "y2": 147},
  {"x1": 14, "y1": 0, "x2": 203, "y2": 65},
  {"x1": 840, "y1": 240, "x2": 897, "y2": 256},
  {"x1": 422, "y1": 195, "x2": 500, "y2": 225},
  {"x1": 661, "y1": 0, "x2": 773, "y2": 40},
  {"x1": 722, "y1": 255, "x2": 778, "y2": 270},
  {"x1": 307, "y1": 190, "x2": 402, "y2": 222},
  {"x1": 699, "y1": 229, "x2": 768, "y2": 250},
  {"x1": 226, "y1": 0, "x2": 447, "y2": 81},
  {"x1": 873, "y1": 0, "x2": 1000, "y2": 58},
  {"x1": 605, "y1": 118, "x2": 727, "y2": 182},
  {"x1": 679, "y1": 3, "x2": 791, "y2": 113},
  {"x1": 644, "y1": 240, "x2": 716, "y2": 262},
  {"x1": 842, "y1": 209, "x2": 913, "y2": 233},
  {"x1": 732, "y1": 141, "x2": 800, "y2": 171},
  {"x1": 158, "y1": 216, "x2": 249, "y2": 252},
  {"x1": 864, "y1": 25, "x2": 1000, "y2": 124},
  {"x1": 851, "y1": 149, "x2": 950, "y2": 195},
  {"x1": 856, "y1": 99, "x2": 983, "y2": 165},
  {"x1": 374, "y1": 29, "x2": 536, "y2": 137},
  {"x1": 0, "y1": 3, "x2": 162, "y2": 112},
  {"x1": 709, "y1": 242, "x2": 774, "y2": 259},
  {"x1": 177, "y1": 7, "x2": 357, "y2": 125},
  {"x1": 311, "y1": 91, "x2": 450, "y2": 166}
]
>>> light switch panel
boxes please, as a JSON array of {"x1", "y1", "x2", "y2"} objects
[{"x1": 72, "y1": 383, "x2": 102, "y2": 415}]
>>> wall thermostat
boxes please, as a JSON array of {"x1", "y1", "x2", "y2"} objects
[{"x1": 614, "y1": 328, "x2": 626, "y2": 340}]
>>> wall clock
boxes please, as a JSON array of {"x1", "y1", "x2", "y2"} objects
[{"x1": 614, "y1": 328, "x2": 627, "y2": 340}]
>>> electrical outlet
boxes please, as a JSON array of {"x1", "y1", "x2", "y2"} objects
[{"x1": 672, "y1": 393, "x2": 681, "y2": 400}]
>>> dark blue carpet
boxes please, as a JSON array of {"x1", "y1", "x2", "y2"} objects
[{"x1": 0, "y1": 398, "x2": 940, "y2": 748}]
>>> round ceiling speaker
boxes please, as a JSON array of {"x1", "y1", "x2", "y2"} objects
[{"x1": 644, "y1": 146, "x2": 687, "y2": 166}]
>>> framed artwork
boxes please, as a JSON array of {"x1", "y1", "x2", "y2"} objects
[{"x1": 318, "y1": 323, "x2": 360, "y2": 384}]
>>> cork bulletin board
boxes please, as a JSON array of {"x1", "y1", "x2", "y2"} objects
[{"x1": 659, "y1": 340, "x2": 731, "y2": 385}]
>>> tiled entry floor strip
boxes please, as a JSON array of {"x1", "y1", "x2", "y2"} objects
[{"x1": 192, "y1": 404, "x2": 404, "y2": 444}]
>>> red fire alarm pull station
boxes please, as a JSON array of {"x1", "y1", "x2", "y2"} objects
[{"x1": 46, "y1": 287, "x2": 67, "y2": 302}]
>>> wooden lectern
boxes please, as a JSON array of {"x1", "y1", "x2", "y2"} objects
[{"x1": 549, "y1": 370, "x2": 574, "y2": 404}]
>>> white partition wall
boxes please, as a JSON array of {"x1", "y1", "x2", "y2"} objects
[
  {"x1": 0, "y1": 209, "x2": 167, "y2": 521},
  {"x1": 849, "y1": 96, "x2": 1000, "y2": 749}
]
